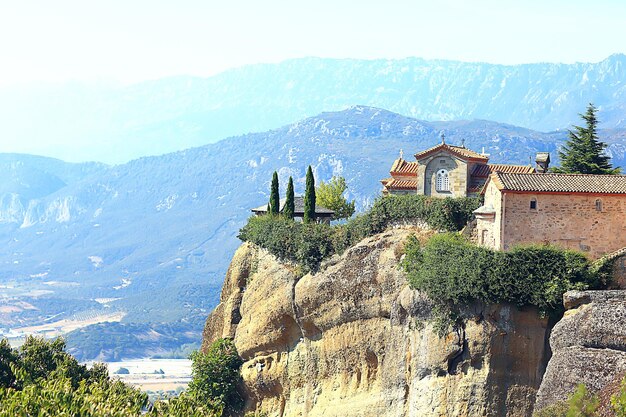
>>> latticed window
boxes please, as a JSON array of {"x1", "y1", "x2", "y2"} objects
[
  {"x1": 595, "y1": 199, "x2": 602, "y2": 211},
  {"x1": 436, "y1": 169, "x2": 450, "y2": 192}
]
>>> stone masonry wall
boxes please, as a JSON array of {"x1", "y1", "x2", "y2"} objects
[
  {"x1": 475, "y1": 181, "x2": 502, "y2": 250},
  {"x1": 422, "y1": 153, "x2": 468, "y2": 198},
  {"x1": 502, "y1": 192, "x2": 626, "y2": 259}
]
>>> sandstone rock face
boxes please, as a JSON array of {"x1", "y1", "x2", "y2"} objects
[
  {"x1": 203, "y1": 229, "x2": 550, "y2": 417},
  {"x1": 535, "y1": 290, "x2": 626, "y2": 411}
]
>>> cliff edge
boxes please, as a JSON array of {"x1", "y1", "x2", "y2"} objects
[{"x1": 202, "y1": 228, "x2": 551, "y2": 417}]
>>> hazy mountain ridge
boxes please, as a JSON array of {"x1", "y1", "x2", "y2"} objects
[
  {"x1": 0, "y1": 106, "x2": 624, "y2": 359},
  {"x1": 2, "y1": 55, "x2": 626, "y2": 163}
]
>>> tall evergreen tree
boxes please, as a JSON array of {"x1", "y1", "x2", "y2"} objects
[
  {"x1": 269, "y1": 171, "x2": 280, "y2": 215},
  {"x1": 283, "y1": 176, "x2": 295, "y2": 220},
  {"x1": 554, "y1": 103, "x2": 621, "y2": 174},
  {"x1": 303, "y1": 166, "x2": 316, "y2": 223}
]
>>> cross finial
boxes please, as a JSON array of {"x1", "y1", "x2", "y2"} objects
[
  {"x1": 461, "y1": 138, "x2": 465, "y2": 148},
  {"x1": 440, "y1": 132, "x2": 445, "y2": 144},
  {"x1": 399, "y1": 148, "x2": 404, "y2": 159}
]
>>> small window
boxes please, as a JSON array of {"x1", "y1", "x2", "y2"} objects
[
  {"x1": 530, "y1": 199, "x2": 537, "y2": 210},
  {"x1": 440, "y1": 159, "x2": 446, "y2": 164},
  {"x1": 595, "y1": 199, "x2": 602, "y2": 212},
  {"x1": 436, "y1": 169, "x2": 450, "y2": 192}
]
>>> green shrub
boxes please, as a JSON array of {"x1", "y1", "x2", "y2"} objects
[
  {"x1": 187, "y1": 338, "x2": 243, "y2": 414},
  {"x1": 403, "y1": 234, "x2": 599, "y2": 324},
  {"x1": 239, "y1": 195, "x2": 480, "y2": 272},
  {"x1": 533, "y1": 384, "x2": 600, "y2": 417},
  {"x1": 296, "y1": 223, "x2": 335, "y2": 272},
  {"x1": 612, "y1": 377, "x2": 626, "y2": 417}
]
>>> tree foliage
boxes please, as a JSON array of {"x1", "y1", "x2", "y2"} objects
[
  {"x1": 187, "y1": 338, "x2": 243, "y2": 414},
  {"x1": 316, "y1": 176, "x2": 355, "y2": 220},
  {"x1": 283, "y1": 176, "x2": 295, "y2": 220},
  {"x1": 553, "y1": 103, "x2": 621, "y2": 174},
  {"x1": 303, "y1": 165, "x2": 316, "y2": 223},
  {"x1": 269, "y1": 171, "x2": 280, "y2": 215},
  {"x1": 0, "y1": 336, "x2": 243, "y2": 417}
]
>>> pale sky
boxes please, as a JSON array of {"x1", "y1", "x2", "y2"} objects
[{"x1": 1, "y1": 0, "x2": 625, "y2": 86}]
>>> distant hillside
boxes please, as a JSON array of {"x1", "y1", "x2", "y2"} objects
[
  {"x1": 1, "y1": 55, "x2": 626, "y2": 163},
  {"x1": 0, "y1": 106, "x2": 624, "y2": 359}
]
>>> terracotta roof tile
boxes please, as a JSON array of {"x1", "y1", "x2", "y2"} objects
[
  {"x1": 414, "y1": 143, "x2": 488, "y2": 162},
  {"x1": 492, "y1": 173, "x2": 626, "y2": 194},
  {"x1": 383, "y1": 178, "x2": 418, "y2": 190},
  {"x1": 472, "y1": 164, "x2": 535, "y2": 177},
  {"x1": 390, "y1": 159, "x2": 419, "y2": 175},
  {"x1": 469, "y1": 164, "x2": 534, "y2": 193}
]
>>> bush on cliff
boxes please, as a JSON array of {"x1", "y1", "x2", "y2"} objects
[
  {"x1": 534, "y1": 384, "x2": 599, "y2": 417},
  {"x1": 239, "y1": 194, "x2": 480, "y2": 272},
  {"x1": 533, "y1": 378, "x2": 626, "y2": 417},
  {"x1": 403, "y1": 233, "x2": 600, "y2": 318}
]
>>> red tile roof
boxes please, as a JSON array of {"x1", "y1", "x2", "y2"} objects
[
  {"x1": 472, "y1": 164, "x2": 535, "y2": 177},
  {"x1": 414, "y1": 143, "x2": 488, "y2": 162},
  {"x1": 468, "y1": 165, "x2": 534, "y2": 193},
  {"x1": 491, "y1": 172, "x2": 626, "y2": 194},
  {"x1": 390, "y1": 159, "x2": 419, "y2": 175},
  {"x1": 382, "y1": 178, "x2": 418, "y2": 190}
]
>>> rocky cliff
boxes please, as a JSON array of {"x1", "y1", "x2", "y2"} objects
[
  {"x1": 202, "y1": 228, "x2": 552, "y2": 417},
  {"x1": 535, "y1": 289, "x2": 626, "y2": 413}
]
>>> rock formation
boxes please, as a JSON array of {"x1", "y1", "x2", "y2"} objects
[
  {"x1": 535, "y1": 289, "x2": 626, "y2": 412},
  {"x1": 202, "y1": 228, "x2": 551, "y2": 417}
]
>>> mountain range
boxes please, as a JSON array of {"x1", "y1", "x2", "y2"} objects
[
  {"x1": 0, "y1": 106, "x2": 624, "y2": 359},
  {"x1": 2, "y1": 55, "x2": 626, "y2": 163}
]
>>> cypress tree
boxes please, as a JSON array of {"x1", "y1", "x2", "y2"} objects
[
  {"x1": 303, "y1": 166, "x2": 316, "y2": 223},
  {"x1": 269, "y1": 171, "x2": 280, "y2": 215},
  {"x1": 554, "y1": 103, "x2": 621, "y2": 174},
  {"x1": 284, "y1": 176, "x2": 295, "y2": 220}
]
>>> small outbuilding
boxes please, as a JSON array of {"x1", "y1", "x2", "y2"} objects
[
  {"x1": 251, "y1": 196, "x2": 335, "y2": 224},
  {"x1": 474, "y1": 172, "x2": 626, "y2": 259}
]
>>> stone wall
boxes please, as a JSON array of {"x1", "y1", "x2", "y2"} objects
[
  {"x1": 476, "y1": 185, "x2": 626, "y2": 259},
  {"x1": 421, "y1": 152, "x2": 468, "y2": 198},
  {"x1": 501, "y1": 192, "x2": 626, "y2": 259},
  {"x1": 475, "y1": 181, "x2": 503, "y2": 250}
]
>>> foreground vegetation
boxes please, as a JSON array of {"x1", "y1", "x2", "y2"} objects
[
  {"x1": 239, "y1": 194, "x2": 480, "y2": 272},
  {"x1": 0, "y1": 336, "x2": 242, "y2": 416},
  {"x1": 534, "y1": 379, "x2": 626, "y2": 417},
  {"x1": 402, "y1": 233, "x2": 608, "y2": 331}
]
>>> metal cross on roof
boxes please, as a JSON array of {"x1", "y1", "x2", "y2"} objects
[
  {"x1": 399, "y1": 148, "x2": 403, "y2": 159},
  {"x1": 440, "y1": 132, "x2": 445, "y2": 144}
]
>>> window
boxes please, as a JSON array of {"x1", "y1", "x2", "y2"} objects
[
  {"x1": 530, "y1": 198, "x2": 537, "y2": 210},
  {"x1": 595, "y1": 199, "x2": 602, "y2": 212},
  {"x1": 436, "y1": 169, "x2": 450, "y2": 192}
]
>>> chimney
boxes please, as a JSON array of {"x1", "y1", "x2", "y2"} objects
[{"x1": 535, "y1": 152, "x2": 550, "y2": 173}]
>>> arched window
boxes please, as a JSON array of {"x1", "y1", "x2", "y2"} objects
[
  {"x1": 436, "y1": 169, "x2": 450, "y2": 192},
  {"x1": 595, "y1": 199, "x2": 602, "y2": 212}
]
